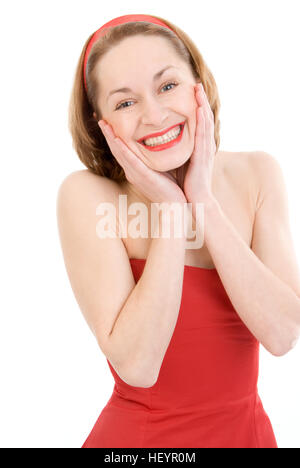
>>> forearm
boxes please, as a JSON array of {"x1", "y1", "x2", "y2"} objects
[
  {"x1": 108, "y1": 205, "x2": 187, "y2": 386},
  {"x1": 193, "y1": 196, "x2": 300, "y2": 356}
]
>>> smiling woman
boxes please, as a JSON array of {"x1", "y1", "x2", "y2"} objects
[
  {"x1": 68, "y1": 15, "x2": 221, "y2": 182},
  {"x1": 58, "y1": 13, "x2": 287, "y2": 449}
]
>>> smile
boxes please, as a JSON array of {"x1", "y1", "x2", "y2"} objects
[{"x1": 138, "y1": 122, "x2": 185, "y2": 152}]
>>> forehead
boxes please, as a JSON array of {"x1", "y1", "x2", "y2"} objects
[{"x1": 96, "y1": 35, "x2": 190, "y2": 85}]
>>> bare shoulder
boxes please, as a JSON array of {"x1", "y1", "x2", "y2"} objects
[
  {"x1": 218, "y1": 150, "x2": 254, "y2": 176},
  {"x1": 214, "y1": 150, "x2": 264, "y2": 222},
  {"x1": 215, "y1": 150, "x2": 257, "y2": 194},
  {"x1": 56, "y1": 169, "x2": 124, "y2": 240},
  {"x1": 245, "y1": 150, "x2": 283, "y2": 180},
  {"x1": 222, "y1": 149, "x2": 283, "y2": 208},
  {"x1": 56, "y1": 169, "x2": 119, "y2": 201}
]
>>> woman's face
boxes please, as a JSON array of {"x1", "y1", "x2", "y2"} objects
[{"x1": 95, "y1": 35, "x2": 199, "y2": 174}]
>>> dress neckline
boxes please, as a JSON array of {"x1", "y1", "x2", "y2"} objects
[{"x1": 129, "y1": 257, "x2": 217, "y2": 272}]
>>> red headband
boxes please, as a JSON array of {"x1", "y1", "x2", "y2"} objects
[{"x1": 83, "y1": 14, "x2": 176, "y2": 92}]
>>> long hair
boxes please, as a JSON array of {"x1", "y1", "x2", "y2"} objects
[{"x1": 68, "y1": 15, "x2": 221, "y2": 182}]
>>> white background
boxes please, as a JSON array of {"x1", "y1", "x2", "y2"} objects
[{"x1": 0, "y1": 0, "x2": 299, "y2": 448}]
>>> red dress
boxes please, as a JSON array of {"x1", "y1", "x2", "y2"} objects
[{"x1": 82, "y1": 258, "x2": 278, "y2": 448}]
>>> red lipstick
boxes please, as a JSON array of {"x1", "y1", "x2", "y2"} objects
[
  {"x1": 137, "y1": 121, "x2": 185, "y2": 152},
  {"x1": 137, "y1": 121, "x2": 185, "y2": 143}
]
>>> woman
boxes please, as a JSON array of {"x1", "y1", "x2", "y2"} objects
[{"x1": 57, "y1": 14, "x2": 300, "y2": 448}]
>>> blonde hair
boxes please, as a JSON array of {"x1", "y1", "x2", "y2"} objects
[{"x1": 68, "y1": 15, "x2": 221, "y2": 182}]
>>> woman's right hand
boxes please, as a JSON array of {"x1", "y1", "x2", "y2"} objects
[{"x1": 99, "y1": 120, "x2": 187, "y2": 205}]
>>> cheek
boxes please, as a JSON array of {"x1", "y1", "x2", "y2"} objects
[
  {"x1": 111, "y1": 122, "x2": 131, "y2": 141},
  {"x1": 176, "y1": 87, "x2": 197, "y2": 116},
  {"x1": 177, "y1": 95, "x2": 197, "y2": 135}
]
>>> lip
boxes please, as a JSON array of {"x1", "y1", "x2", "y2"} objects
[
  {"x1": 137, "y1": 121, "x2": 185, "y2": 143},
  {"x1": 138, "y1": 122, "x2": 185, "y2": 152}
]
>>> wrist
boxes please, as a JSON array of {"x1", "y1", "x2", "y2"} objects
[
  {"x1": 202, "y1": 195, "x2": 220, "y2": 212},
  {"x1": 155, "y1": 202, "x2": 188, "y2": 240},
  {"x1": 190, "y1": 194, "x2": 219, "y2": 217}
]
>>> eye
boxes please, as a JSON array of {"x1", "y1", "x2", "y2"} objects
[
  {"x1": 161, "y1": 82, "x2": 177, "y2": 93},
  {"x1": 115, "y1": 81, "x2": 178, "y2": 111}
]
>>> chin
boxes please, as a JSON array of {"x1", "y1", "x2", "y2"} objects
[{"x1": 168, "y1": 151, "x2": 192, "y2": 171}]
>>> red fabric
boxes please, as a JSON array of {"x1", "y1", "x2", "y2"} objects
[
  {"x1": 82, "y1": 258, "x2": 278, "y2": 448},
  {"x1": 83, "y1": 14, "x2": 175, "y2": 91}
]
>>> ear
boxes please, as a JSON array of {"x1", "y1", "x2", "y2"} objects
[{"x1": 93, "y1": 111, "x2": 97, "y2": 120}]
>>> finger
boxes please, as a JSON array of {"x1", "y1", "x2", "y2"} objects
[
  {"x1": 196, "y1": 84, "x2": 214, "y2": 123},
  {"x1": 202, "y1": 103, "x2": 216, "y2": 159},
  {"x1": 195, "y1": 85, "x2": 210, "y2": 132},
  {"x1": 100, "y1": 123, "x2": 132, "y2": 173},
  {"x1": 207, "y1": 115, "x2": 215, "y2": 156},
  {"x1": 100, "y1": 122, "x2": 133, "y2": 164},
  {"x1": 113, "y1": 136, "x2": 150, "y2": 174},
  {"x1": 203, "y1": 105, "x2": 216, "y2": 157},
  {"x1": 203, "y1": 89, "x2": 214, "y2": 123},
  {"x1": 201, "y1": 107, "x2": 209, "y2": 160},
  {"x1": 101, "y1": 126, "x2": 123, "y2": 159},
  {"x1": 202, "y1": 94, "x2": 216, "y2": 153},
  {"x1": 99, "y1": 121, "x2": 125, "y2": 157},
  {"x1": 195, "y1": 87, "x2": 215, "y2": 157},
  {"x1": 190, "y1": 106, "x2": 205, "y2": 165},
  {"x1": 198, "y1": 85, "x2": 211, "y2": 123},
  {"x1": 101, "y1": 123, "x2": 159, "y2": 183},
  {"x1": 195, "y1": 83, "x2": 204, "y2": 108},
  {"x1": 195, "y1": 105, "x2": 205, "y2": 138}
]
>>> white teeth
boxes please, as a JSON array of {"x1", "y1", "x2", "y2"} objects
[{"x1": 143, "y1": 125, "x2": 182, "y2": 146}]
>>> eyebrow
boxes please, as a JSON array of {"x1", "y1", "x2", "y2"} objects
[{"x1": 106, "y1": 66, "x2": 178, "y2": 102}]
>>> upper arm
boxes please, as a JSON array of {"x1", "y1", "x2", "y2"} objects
[
  {"x1": 250, "y1": 151, "x2": 300, "y2": 298},
  {"x1": 56, "y1": 171, "x2": 136, "y2": 371}
]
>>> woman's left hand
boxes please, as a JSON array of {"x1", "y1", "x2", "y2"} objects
[{"x1": 181, "y1": 82, "x2": 217, "y2": 204}]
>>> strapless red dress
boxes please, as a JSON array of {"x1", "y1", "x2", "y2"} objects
[{"x1": 82, "y1": 258, "x2": 278, "y2": 448}]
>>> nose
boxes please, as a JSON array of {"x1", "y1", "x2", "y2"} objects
[{"x1": 140, "y1": 95, "x2": 169, "y2": 127}]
